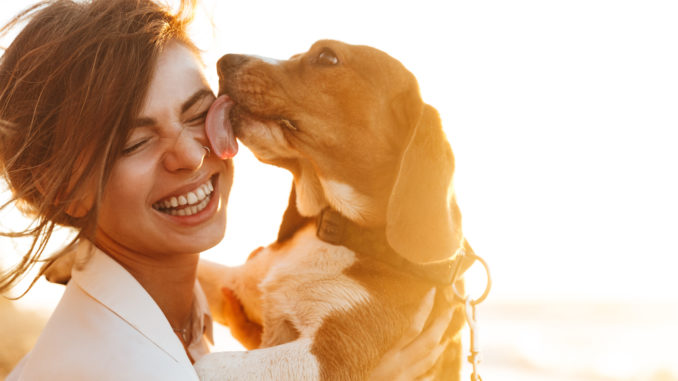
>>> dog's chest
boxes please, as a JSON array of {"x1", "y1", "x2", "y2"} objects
[{"x1": 258, "y1": 226, "x2": 372, "y2": 339}]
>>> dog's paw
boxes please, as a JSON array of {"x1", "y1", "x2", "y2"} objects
[
  {"x1": 221, "y1": 287, "x2": 263, "y2": 349},
  {"x1": 41, "y1": 249, "x2": 76, "y2": 285}
]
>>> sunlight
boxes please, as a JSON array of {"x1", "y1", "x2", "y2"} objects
[{"x1": 2, "y1": 0, "x2": 677, "y2": 379}]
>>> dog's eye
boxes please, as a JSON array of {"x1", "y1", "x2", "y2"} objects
[{"x1": 316, "y1": 48, "x2": 339, "y2": 66}]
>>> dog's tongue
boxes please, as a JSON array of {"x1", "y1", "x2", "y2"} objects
[{"x1": 206, "y1": 94, "x2": 238, "y2": 159}]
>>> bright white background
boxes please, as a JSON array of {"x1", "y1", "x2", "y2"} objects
[{"x1": 2, "y1": 1, "x2": 677, "y2": 380}]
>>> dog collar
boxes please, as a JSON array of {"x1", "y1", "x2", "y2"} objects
[{"x1": 315, "y1": 208, "x2": 473, "y2": 286}]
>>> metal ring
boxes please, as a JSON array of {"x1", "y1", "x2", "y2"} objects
[
  {"x1": 453, "y1": 252, "x2": 492, "y2": 306},
  {"x1": 202, "y1": 145, "x2": 211, "y2": 157},
  {"x1": 469, "y1": 253, "x2": 491, "y2": 305}
]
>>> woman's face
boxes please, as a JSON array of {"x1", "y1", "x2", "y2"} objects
[{"x1": 96, "y1": 41, "x2": 232, "y2": 257}]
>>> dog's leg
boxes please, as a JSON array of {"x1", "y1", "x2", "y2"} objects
[
  {"x1": 197, "y1": 259, "x2": 245, "y2": 326},
  {"x1": 42, "y1": 249, "x2": 76, "y2": 284},
  {"x1": 194, "y1": 338, "x2": 320, "y2": 381},
  {"x1": 198, "y1": 247, "x2": 277, "y2": 328}
]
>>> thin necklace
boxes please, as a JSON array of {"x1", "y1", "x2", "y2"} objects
[
  {"x1": 173, "y1": 326, "x2": 191, "y2": 343},
  {"x1": 172, "y1": 299, "x2": 195, "y2": 344}
]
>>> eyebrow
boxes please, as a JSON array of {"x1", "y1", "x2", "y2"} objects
[
  {"x1": 181, "y1": 88, "x2": 215, "y2": 113},
  {"x1": 133, "y1": 88, "x2": 215, "y2": 127}
]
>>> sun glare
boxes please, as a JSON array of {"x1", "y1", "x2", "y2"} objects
[{"x1": 2, "y1": 0, "x2": 677, "y2": 380}]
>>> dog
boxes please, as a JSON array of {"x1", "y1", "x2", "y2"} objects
[{"x1": 195, "y1": 40, "x2": 476, "y2": 380}]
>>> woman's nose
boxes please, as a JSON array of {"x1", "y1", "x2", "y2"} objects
[{"x1": 162, "y1": 130, "x2": 208, "y2": 173}]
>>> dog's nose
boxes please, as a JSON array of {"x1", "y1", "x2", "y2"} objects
[{"x1": 217, "y1": 54, "x2": 251, "y2": 78}]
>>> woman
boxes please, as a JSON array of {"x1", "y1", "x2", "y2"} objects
[{"x1": 0, "y1": 0, "x2": 453, "y2": 379}]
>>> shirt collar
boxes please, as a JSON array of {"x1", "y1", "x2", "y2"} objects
[
  {"x1": 70, "y1": 241, "x2": 212, "y2": 364},
  {"x1": 189, "y1": 275, "x2": 214, "y2": 355}
]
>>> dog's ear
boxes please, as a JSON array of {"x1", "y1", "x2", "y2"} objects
[
  {"x1": 386, "y1": 104, "x2": 462, "y2": 264},
  {"x1": 277, "y1": 183, "x2": 313, "y2": 243}
]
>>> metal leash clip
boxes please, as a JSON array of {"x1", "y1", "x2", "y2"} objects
[{"x1": 454, "y1": 252, "x2": 492, "y2": 381}]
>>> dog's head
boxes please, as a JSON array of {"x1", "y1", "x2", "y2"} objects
[{"x1": 208, "y1": 40, "x2": 462, "y2": 263}]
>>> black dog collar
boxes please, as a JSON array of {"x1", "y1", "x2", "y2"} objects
[{"x1": 315, "y1": 208, "x2": 472, "y2": 286}]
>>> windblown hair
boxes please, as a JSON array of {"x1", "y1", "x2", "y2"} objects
[{"x1": 0, "y1": 0, "x2": 198, "y2": 294}]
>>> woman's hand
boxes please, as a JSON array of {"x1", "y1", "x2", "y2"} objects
[
  {"x1": 368, "y1": 288, "x2": 454, "y2": 381},
  {"x1": 220, "y1": 287, "x2": 262, "y2": 350}
]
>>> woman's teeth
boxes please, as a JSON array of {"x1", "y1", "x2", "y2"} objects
[{"x1": 152, "y1": 179, "x2": 214, "y2": 216}]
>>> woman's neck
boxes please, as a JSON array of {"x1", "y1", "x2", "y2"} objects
[{"x1": 93, "y1": 228, "x2": 199, "y2": 335}]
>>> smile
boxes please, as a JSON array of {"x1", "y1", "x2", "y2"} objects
[{"x1": 152, "y1": 177, "x2": 214, "y2": 216}]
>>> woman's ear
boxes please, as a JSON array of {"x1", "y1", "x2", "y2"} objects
[
  {"x1": 34, "y1": 173, "x2": 94, "y2": 219},
  {"x1": 386, "y1": 104, "x2": 463, "y2": 264},
  {"x1": 64, "y1": 194, "x2": 94, "y2": 218},
  {"x1": 55, "y1": 176, "x2": 95, "y2": 218},
  {"x1": 32, "y1": 148, "x2": 96, "y2": 219}
]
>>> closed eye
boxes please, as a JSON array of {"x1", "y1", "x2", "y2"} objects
[
  {"x1": 122, "y1": 138, "x2": 150, "y2": 155},
  {"x1": 187, "y1": 110, "x2": 209, "y2": 126}
]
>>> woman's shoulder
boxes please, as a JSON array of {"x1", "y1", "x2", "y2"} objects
[{"x1": 10, "y1": 281, "x2": 199, "y2": 381}]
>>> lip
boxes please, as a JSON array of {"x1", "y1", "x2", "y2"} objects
[
  {"x1": 231, "y1": 101, "x2": 280, "y2": 125},
  {"x1": 217, "y1": 91, "x2": 273, "y2": 126},
  {"x1": 228, "y1": 103, "x2": 297, "y2": 140},
  {"x1": 152, "y1": 173, "x2": 220, "y2": 225},
  {"x1": 152, "y1": 173, "x2": 215, "y2": 205}
]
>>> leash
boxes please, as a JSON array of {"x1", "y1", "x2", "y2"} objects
[{"x1": 454, "y1": 251, "x2": 492, "y2": 381}]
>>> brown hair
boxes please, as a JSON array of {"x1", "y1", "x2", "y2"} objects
[{"x1": 0, "y1": 0, "x2": 198, "y2": 294}]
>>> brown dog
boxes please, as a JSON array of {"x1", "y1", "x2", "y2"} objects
[{"x1": 195, "y1": 40, "x2": 475, "y2": 380}]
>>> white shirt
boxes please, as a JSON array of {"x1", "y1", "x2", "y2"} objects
[{"x1": 7, "y1": 243, "x2": 213, "y2": 381}]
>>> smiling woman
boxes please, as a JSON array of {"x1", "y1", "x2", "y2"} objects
[
  {"x1": 0, "y1": 0, "x2": 229, "y2": 378},
  {"x1": 94, "y1": 41, "x2": 230, "y2": 260}
]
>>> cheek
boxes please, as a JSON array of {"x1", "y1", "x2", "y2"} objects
[
  {"x1": 192, "y1": 160, "x2": 232, "y2": 247},
  {"x1": 98, "y1": 161, "x2": 154, "y2": 227}
]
